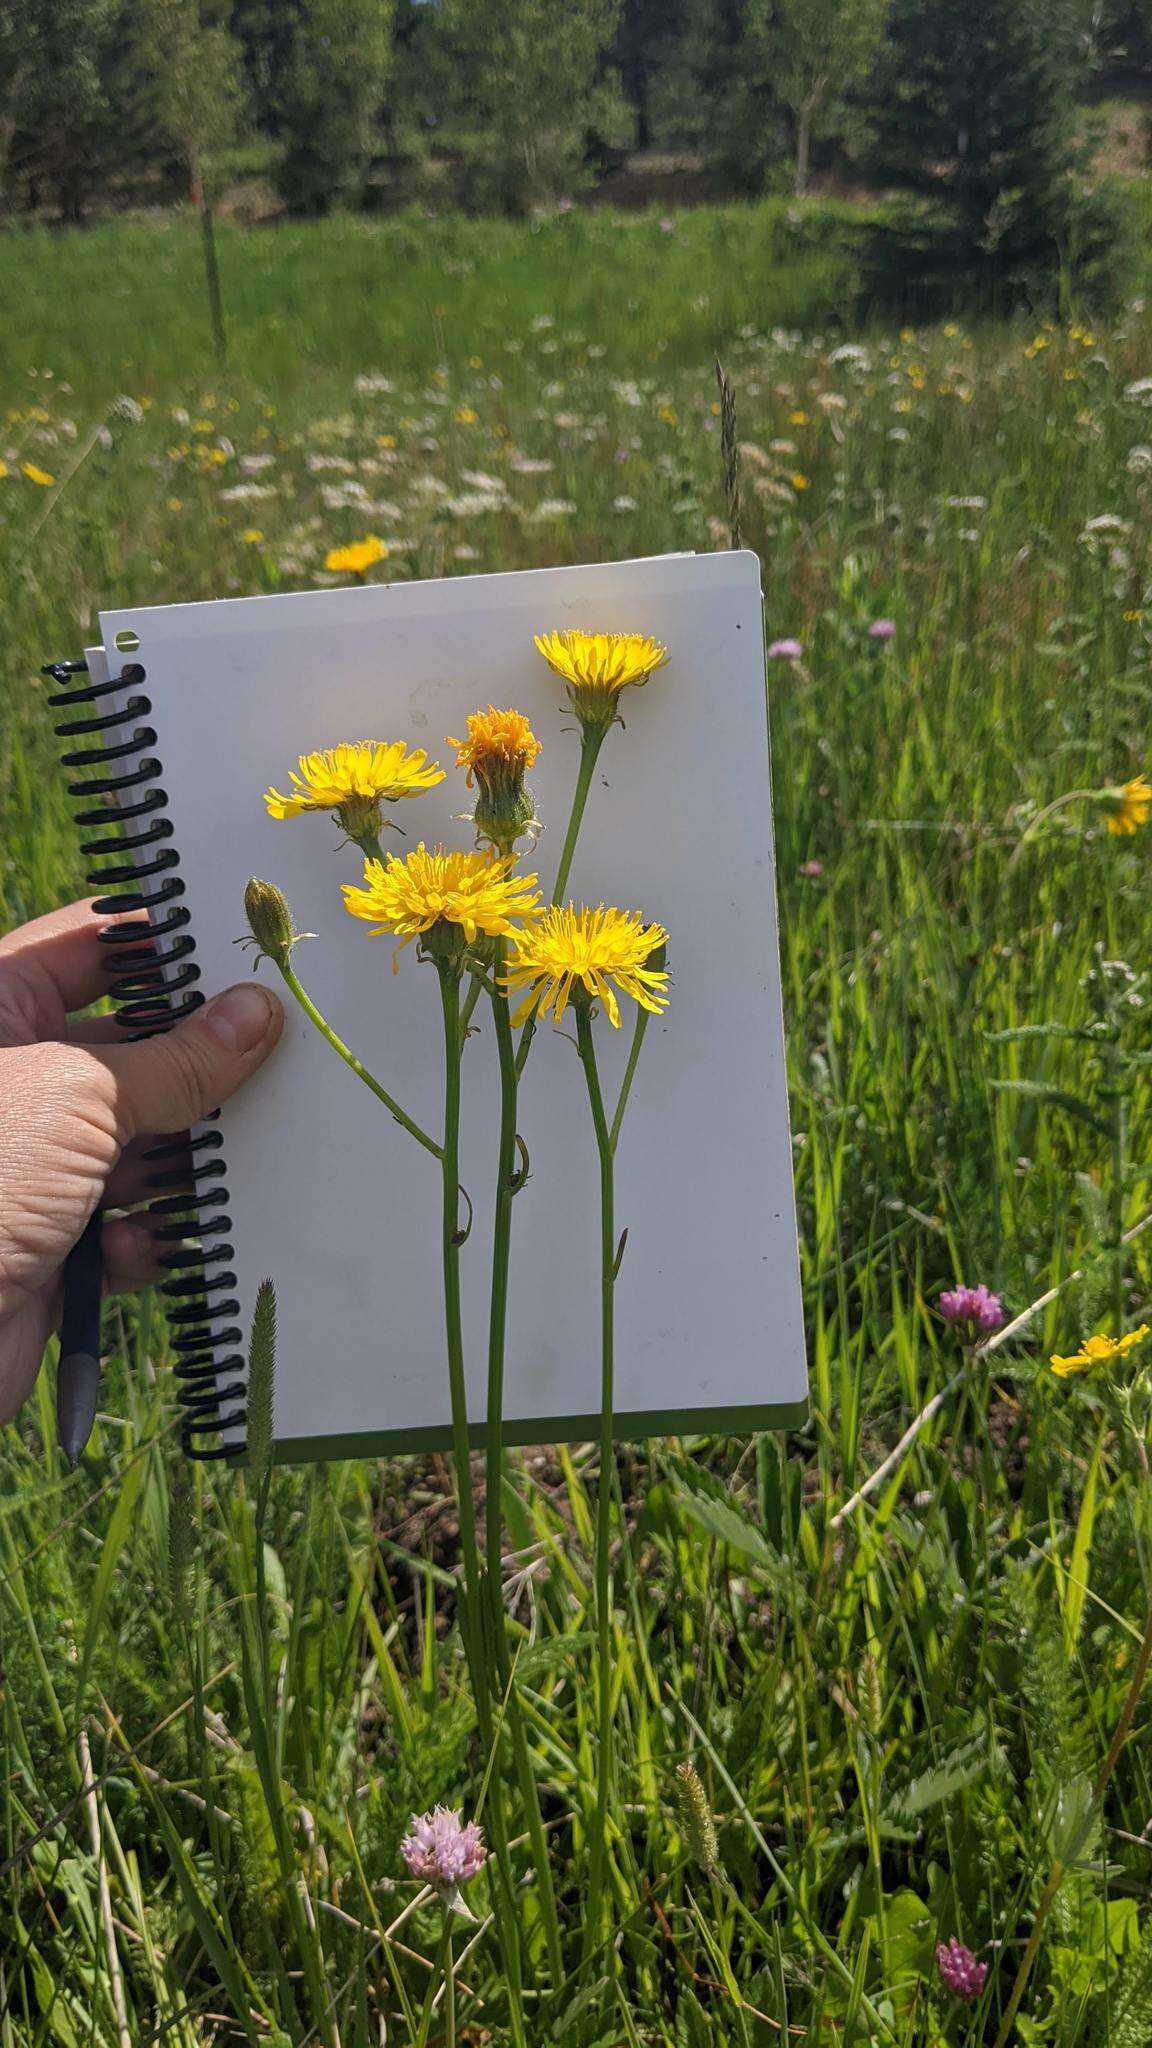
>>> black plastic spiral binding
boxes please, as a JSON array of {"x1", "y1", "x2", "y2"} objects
[{"x1": 46, "y1": 656, "x2": 246, "y2": 1459}]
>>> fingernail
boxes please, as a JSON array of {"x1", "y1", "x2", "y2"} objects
[{"x1": 203, "y1": 983, "x2": 276, "y2": 1054}]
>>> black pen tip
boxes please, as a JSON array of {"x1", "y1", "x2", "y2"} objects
[{"x1": 57, "y1": 1352, "x2": 101, "y2": 1470}]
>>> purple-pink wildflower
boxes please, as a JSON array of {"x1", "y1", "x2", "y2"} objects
[
  {"x1": 868, "y1": 618, "x2": 896, "y2": 642},
  {"x1": 400, "y1": 1807, "x2": 486, "y2": 1892},
  {"x1": 768, "y1": 637, "x2": 803, "y2": 661},
  {"x1": 939, "y1": 1283, "x2": 1005, "y2": 1335},
  {"x1": 936, "y1": 1938, "x2": 987, "y2": 2001}
]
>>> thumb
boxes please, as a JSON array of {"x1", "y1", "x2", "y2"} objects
[{"x1": 91, "y1": 982, "x2": 284, "y2": 1145}]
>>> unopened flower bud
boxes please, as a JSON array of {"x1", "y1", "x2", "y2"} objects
[{"x1": 244, "y1": 878, "x2": 295, "y2": 971}]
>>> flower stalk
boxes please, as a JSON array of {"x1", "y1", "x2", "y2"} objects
[
  {"x1": 575, "y1": 995, "x2": 618, "y2": 1954},
  {"x1": 276, "y1": 958, "x2": 443, "y2": 1160}
]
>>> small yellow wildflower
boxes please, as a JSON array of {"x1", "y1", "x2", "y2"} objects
[
  {"x1": 454, "y1": 406, "x2": 478, "y2": 425},
  {"x1": 241, "y1": 528, "x2": 264, "y2": 545},
  {"x1": 378, "y1": 434, "x2": 397, "y2": 449},
  {"x1": 1051, "y1": 1326, "x2": 1149, "y2": 1377},
  {"x1": 0, "y1": 460, "x2": 7, "y2": 479},
  {"x1": 264, "y1": 741, "x2": 444, "y2": 839},
  {"x1": 1123, "y1": 609, "x2": 1146, "y2": 623},
  {"x1": 1105, "y1": 775, "x2": 1152, "y2": 837},
  {"x1": 325, "y1": 534, "x2": 388, "y2": 578},
  {"x1": 343, "y1": 844, "x2": 541, "y2": 967},
  {"x1": 21, "y1": 462, "x2": 54, "y2": 487},
  {"x1": 789, "y1": 410, "x2": 810, "y2": 426},
  {"x1": 449, "y1": 707, "x2": 542, "y2": 853},
  {"x1": 1024, "y1": 336, "x2": 1049, "y2": 359},
  {"x1": 658, "y1": 404, "x2": 678, "y2": 426},
  {"x1": 534, "y1": 629, "x2": 669, "y2": 733},
  {"x1": 503, "y1": 903, "x2": 669, "y2": 1029},
  {"x1": 791, "y1": 473, "x2": 809, "y2": 491}
]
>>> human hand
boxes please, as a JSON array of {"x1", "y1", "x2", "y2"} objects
[{"x1": 0, "y1": 899, "x2": 283, "y2": 1426}]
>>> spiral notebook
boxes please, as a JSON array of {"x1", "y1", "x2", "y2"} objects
[{"x1": 51, "y1": 550, "x2": 806, "y2": 1463}]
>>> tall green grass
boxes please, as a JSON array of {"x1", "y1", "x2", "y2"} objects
[{"x1": 4, "y1": 215, "x2": 1152, "y2": 2043}]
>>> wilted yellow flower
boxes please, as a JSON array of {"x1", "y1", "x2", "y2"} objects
[
  {"x1": 344, "y1": 844, "x2": 540, "y2": 967},
  {"x1": 1051, "y1": 1326, "x2": 1149, "y2": 1377},
  {"x1": 264, "y1": 741, "x2": 444, "y2": 839},
  {"x1": 1105, "y1": 775, "x2": 1152, "y2": 837},
  {"x1": 21, "y1": 462, "x2": 54, "y2": 487},
  {"x1": 534, "y1": 629, "x2": 669, "y2": 732},
  {"x1": 449, "y1": 706, "x2": 541, "y2": 785},
  {"x1": 449, "y1": 706, "x2": 542, "y2": 853},
  {"x1": 503, "y1": 903, "x2": 669, "y2": 1029},
  {"x1": 325, "y1": 534, "x2": 388, "y2": 577}
]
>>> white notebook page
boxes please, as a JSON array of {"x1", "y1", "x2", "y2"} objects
[{"x1": 99, "y1": 551, "x2": 806, "y2": 1456}]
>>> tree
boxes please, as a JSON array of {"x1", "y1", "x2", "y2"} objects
[
  {"x1": 441, "y1": 0, "x2": 626, "y2": 213},
  {"x1": 610, "y1": 0, "x2": 693, "y2": 149},
  {"x1": 1, "y1": 0, "x2": 116, "y2": 219},
  {"x1": 747, "y1": 0, "x2": 890, "y2": 197},
  {"x1": 867, "y1": 0, "x2": 1129, "y2": 306},
  {"x1": 139, "y1": 0, "x2": 247, "y2": 358},
  {"x1": 273, "y1": 0, "x2": 395, "y2": 216}
]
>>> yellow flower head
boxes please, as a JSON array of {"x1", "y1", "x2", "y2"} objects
[
  {"x1": 534, "y1": 629, "x2": 669, "y2": 734},
  {"x1": 503, "y1": 903, "x2": 669, "y2": 1029},
  {"x1": 21, "y1": 462, "x2": 55, "y2": 487},
  {"x1": 1050, "y1": 1325, "x2": 1149, "y2": 1378},
  {"x1": 325, "y1": 534, "x2": 388, "y2": 578},
  {"x1": 448, "y1": 707, "x2": 542, "y2": 854},
  {"x1": 264, "y1": 741, "x2": 444, "y2": 842},
  {"x1": 343, "y1": 843, "x2": 541, "y2": 969},
  {"x1": 1105, "y1": 775, "x2": 1152, "y2": 837}
]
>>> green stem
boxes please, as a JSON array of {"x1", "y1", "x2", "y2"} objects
[
  {"x1": 486, "y1": 958, "x2": 566, "y2": 1988},
  {"x1": 436, "y1": 965, "x2": 527, "y2": 2034},
  {"x1": 442, "y1": 1909, "x2": 456, "y2": 2048},
  {"x1": 552, "y1": 727, "x2": 604, "y2": 907},
  {"x1": 515, "y1": 727, "x2": 605, "y2": 1079},
  {"x1": 436, "y1": 965, "x2": 484, "y2": 1653},
  {"x1": 609, "y1": 1001, "x2": 651, "y2": 1155},
  {"x1": 278, "y1": 959, "x2": 442, "y2": 1159},
  {"x1": 576, "y1": 1000, "x2": 617, "y2": 1957},
  {"x1": 460, "y1": 965, "x2": 485, "y2": 1037}
]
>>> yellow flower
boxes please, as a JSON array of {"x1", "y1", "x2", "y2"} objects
[
  {"x1": 454, "y1": 406, "x2": 478, "y2": 425},
  {"x1": 791, "y1": 472, "x2": 809, "y2": 491},
  {"x1": 449, "y1": 706, "x2": 542, "y2": 854},
  {"x1": 325, "y1": 534, "x2": 388, "y2": 578},
  {"x1": 264, "y1": 741, "x2": 444, "y2": 836},
  {"x1": 241, "y1": 528, "x2": 264, "y2": 545},
  {"x1": 1105, "y1": 775, "x2": 1152, "y2": 837},
  {"x1": 1051, "y1": 1326, "x2": 1149, "y2": 1377},
  {"x1": 534, "y1": 628, "x2": 669, "y2": 732},
  {"x1": 789, "y1": 410, "x2": 810, "y2": 426},
  {"x1": 21, "y1": 462, "x2": 54, "y2": 487},
  {"x1": 0, "y1": 460, "x2": 7, "y2": 479},
  {"x1": 378, "y1": 433, "x2": 397, "y2": 449},
  {"x1": 503, "y1": 903, "x2": 669, "y2": 1029},
  {"x1": 343, "y1": 844, "x2": 541, "y2": 967}
]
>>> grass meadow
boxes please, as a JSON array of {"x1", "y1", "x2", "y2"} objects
[{"x1": 5, "y1": 207, "x2": 1152, "y2": 2045}]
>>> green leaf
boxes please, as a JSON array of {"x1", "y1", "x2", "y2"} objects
[
  {"x1": 882, "y1": 1734, "x2": 992, "y2": 1826},
  {"x1": 990, "y1": 1078, "x2": 1109, "y2": 1135}
]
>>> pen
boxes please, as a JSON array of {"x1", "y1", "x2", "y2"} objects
[{"x1": 57, "y1": 1208, "x2": 104, "y2": 1470}]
